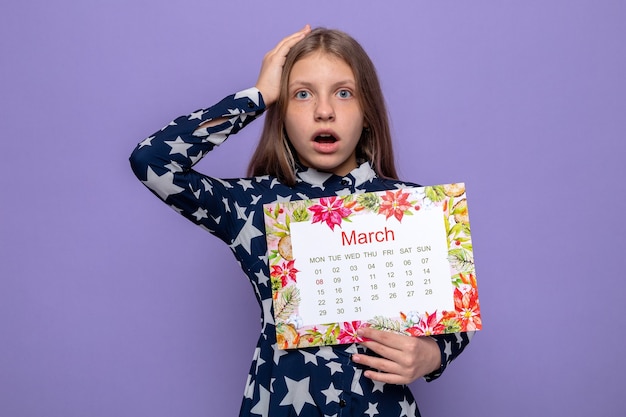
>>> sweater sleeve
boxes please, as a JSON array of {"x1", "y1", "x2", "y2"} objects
[
  {"x1": 423, "y1": 331, "x2": 474, "y2": 381},
  {"x1": 129, "y1": 87, "x2": 265, "y2": 242}
]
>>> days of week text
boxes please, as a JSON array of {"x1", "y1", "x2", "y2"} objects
[{"x1": 309, "y1": 245, "x2": 431, "y2": 264}]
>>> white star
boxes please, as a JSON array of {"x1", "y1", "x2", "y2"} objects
[
  {"x1": 444, "y1": 340, "x2": 452, "y2": 361},
  {"x1": 189, "y1": 183, "x2": 200, "y2": 199},
  {"x1": 399, "y1": 396, "x2": 413, "y2": 417},
  {"x1": 238, "y1": 178, "x2": 254, "y2": 191},
  {"x1": 192, "y1": 207, "x2": 208, "y2": 221},
  {"x1": 279, "y1": 377, "x2": 316, "y2": 414},
  {"x1": 201, "y1": 178, "x2": 213, "y2": 194},
  {"x1": 364, "y1": 402, "x2": 379, "y2": 417},
  {"x1": 227, "y1": 108, "x2": 249, "y2": 124},
  {"x1": 255, "y1": 355, "x2": 266, "y2": 374},
  {"x1": 204, "y1": 131, "x2": 229, "y2": 145},
  {"x1": 188, "y1": 109, "x2": 205, "y2": 120},
  {"x1": 316, "y1": 347, "x2": 338, "y2": 361},
  {"x1": 300, "y1": 350, "x2": 318, "y2": 365},
  {"x1": 345, "y1": 343, "x2": 358, "y2": 354},
  {"x1": 269, "y1": 178, "x2": 282, "y2": 189},
  {"x1": 455, "y1": 332, "x2": 464, "y2": 347},
  {"x1": 164, "y1": 136, "x2": 193, "y2": 157},
  {"x1": 249, "y1": 385, "x2": 270, "y2": 417},
  {"x1": 275, "y1": 194, "x2": 293, "y2": 203},
  {"x1": 244, "y1": 373, "x2": 254, "y2": 400},
  {"x1": 407, "y1": 400, "x2": 417, "y2": 416},
  {"x1": 234, "y1": 201, "x2": 248, "y2": 220},
  {"x1": 251, "y1": 194, "x2": 262, "y2": 205},
  {"x1": 164, "y1": 160, "x2": 183, "y2": 173},
  {"x1": 255, "y1": 270, "x2": 269, "y2": 287},
  {"x1": 371, "y1": 380, "x2": 386, "y2": 393},
  {"x1": 138, "y1": 136, "x2": 154, "y2": 148},
  {"x1": 142, "y1": 167, "x2": 184, "y2": 201},
  {"x1": 235, "y1": 87, "x2": 260, "y2": 107},
  {"x1": 215, "y1": 178, "x2": 234, "y2": 189},
  {"x1": 222, "y1": 197, "x2": 231, "y2": 212},
  {"x1": 350, "y1": 366, "x2": 364, "y2": 395},
  {"x1": 320, "y1": 382, "x2": 341, "y2": 405},
  {"x1": 229, "y1": 214, "x2": 264, "y2": 255},
  {"x1": 297, "y1": 168, "x2": 329, "y2": 189},
  {"x1": 325, "y1": 361, "x2": 342, "y2": 375},
  {"x1": 272, "y1": 345, "x2": 287, "y2": 365},
  {"x1": 270, "y1": 378, "x2": 276, "y2": 393}
]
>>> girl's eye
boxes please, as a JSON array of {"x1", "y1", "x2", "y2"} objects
[
  {"x1": 337, "y1": 89, "x2": 352, "y2": 99},
  {"x1": 295, "y1": 91, "x2": 310, "y2": 99}
]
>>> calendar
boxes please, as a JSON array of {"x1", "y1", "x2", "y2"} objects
[{"x1": 263, "y1": 183, "x2": 481, "y2": 349}]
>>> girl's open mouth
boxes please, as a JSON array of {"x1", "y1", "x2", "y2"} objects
[{"x1": 314, "y1": 134, "x2": 337, "y2": 143}]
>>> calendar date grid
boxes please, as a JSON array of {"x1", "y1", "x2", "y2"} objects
[{"x1": 300, "y1": 245, "x2": 444, "y2": 325}]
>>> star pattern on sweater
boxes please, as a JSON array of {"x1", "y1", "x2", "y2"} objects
[
  {"x1": 142, "y1": 167, "x2": 184, "y2": 200},
  {"x1": 279, "y1": 377, "x2": 316, "y2": 414},
  {"x1": 129, "y1": 88, "x2": 471, "y2": 417},
  {"x1": 365, "y1": 402, "x2": 379, "y2": 417},
  {"x1": 165, "y1": 136, "x2": 193, "y2": 156},
  {"x1": 321, "y1": 382, "x2": 342, "y2": 405}
]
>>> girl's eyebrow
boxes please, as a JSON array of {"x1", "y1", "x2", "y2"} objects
[{"x1": 288, "y1": 79, "x2": 357, "y2": 90}]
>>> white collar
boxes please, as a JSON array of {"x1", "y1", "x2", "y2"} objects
[{"x1": 296, "y1": 162, "x2": 376, "y2": 188}]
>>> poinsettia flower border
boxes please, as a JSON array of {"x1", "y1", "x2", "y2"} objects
[{"x1": 263, "y1": 185, "x2": 481, "y2": 349}]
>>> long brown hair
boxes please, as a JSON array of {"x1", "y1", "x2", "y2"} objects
[{"x1": 247, "y1": 28, "x2": 398, "y2": 186}]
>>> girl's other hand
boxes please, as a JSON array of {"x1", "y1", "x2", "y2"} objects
[
  {"x1": 352, "y1": 327, "x2": 442, "y2": 385},
  {"x1": 255, "y1": 25, "x2": 311, "y2": 106}
]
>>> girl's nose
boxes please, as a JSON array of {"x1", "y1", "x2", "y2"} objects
[{"x1": 314, "y1": 98, "x2": 335, "y2": 121}]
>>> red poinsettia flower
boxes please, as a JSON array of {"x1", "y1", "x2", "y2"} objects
[
  {"x1": 270, "y1": 260, "x2": 299, "y2": 287},
  {"x1": 309, "y1": 196, "x2": 352, "y2": 230},
  {"x1": 338, "y1": 320, "x2": 363, "y2": 344},
  {"x1": 378, "y1": 190, "x2": 412, "y2": 222},
  {"x1": 406, "y1": 311, "x2": 445, "y2": 336},
  {"x1": 453, "y1": 287, "x2": 481, "y2": 331}
]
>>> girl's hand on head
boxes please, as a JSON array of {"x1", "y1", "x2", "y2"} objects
[
  {"x1": 255, "y1": 25, "x2": 311, "y2": 106},
  {"x1": 351, "y1": 327, "x2": 442, "y2": 385}
]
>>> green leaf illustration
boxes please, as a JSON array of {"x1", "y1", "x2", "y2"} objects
[
  {"x1": 274, "y1": 286, "x2": 301, "y2": 321},
  {"x1": 425, "y1": 186, "x2": 447, "y2": 202},
  {"x1": 323, "y1": 323, "x2": 340, "y2": 344},
  {"x1": 356, "y1": 193, "x2": 381, "y2": 212},
  {"x1": 368, "y1": 316, "x2": 403, "y2": 333},
  {"x1": 448, "y1": 248, "x2": 475, "y2": 274}
]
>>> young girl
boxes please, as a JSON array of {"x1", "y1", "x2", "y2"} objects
[{"x1": 130, "y1": 25, "x2": 471, "y2": 417}]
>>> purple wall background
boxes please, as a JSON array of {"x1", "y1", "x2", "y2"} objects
[{"x1": 1, "y1": 1, "x2": 624, "y2": 416}]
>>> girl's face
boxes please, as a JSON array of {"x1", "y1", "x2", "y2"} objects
[{"x1": 284, "y1": 51, "x2": 365, "y2": 177}]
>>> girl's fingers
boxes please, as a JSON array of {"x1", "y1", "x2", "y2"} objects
[
  {"x1": 271, "y1": 25, "x2": 311, "y2": 55},
  {"x1": 255, "y1": 25, "x2": 311, "y2": 105}
]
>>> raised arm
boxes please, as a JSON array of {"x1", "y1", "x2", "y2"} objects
[
  {"x1": 128, "y1": 88, "x2": 266, "y2": 241},
  {"x1": 129, "y1": 26, "x2": 312, "y2": 242}
]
